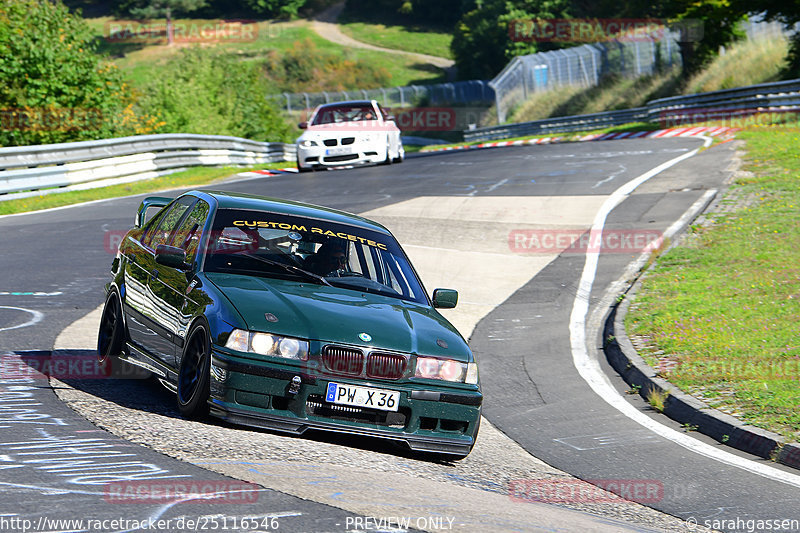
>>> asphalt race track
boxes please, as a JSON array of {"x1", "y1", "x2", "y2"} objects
[{"x1": 1, "y1": 138, "x2": 799, "y2": 533}]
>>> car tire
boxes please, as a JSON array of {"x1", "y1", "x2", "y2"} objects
[
  {"x1": 177, "y1": 321, "x2": 211, "y2": 418},
  {"x1": 393, "y1": 144, "x2": 405, "y2": 164},
  {"x1": 97, "y1": 291, "x2": 124, "y2": 363},
  {"x1": 381, "y1": 139, "x2": 393, "y2": 165},
  {"x1": 296, "y1": 158, "x2": 312, "y2": 173}
]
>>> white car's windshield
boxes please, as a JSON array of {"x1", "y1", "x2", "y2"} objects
[{"x1": 311, "y1": 104, "x2": 377, "y2": 125}]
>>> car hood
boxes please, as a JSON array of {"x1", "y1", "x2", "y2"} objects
[
  {"x1": 301, "y1": 121, "x2": 394, "y2": 135},
  {"x1": 206, "y1": 273, "x2": 469, "y2": 360}
]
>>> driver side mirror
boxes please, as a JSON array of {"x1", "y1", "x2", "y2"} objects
[
  {"x1": 155, "y1": 245, "x2": 190, "y2": 271},
  {"x1": 298, "y1": 121, "x2": 308, "y2": 129},
  {"x1": 432, "y1": 288, "x2": 458, "y2": 309}
]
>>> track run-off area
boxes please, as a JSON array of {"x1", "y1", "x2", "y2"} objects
[{"x1": 1, "y1": 137, "x2": 798, "y2": 533}]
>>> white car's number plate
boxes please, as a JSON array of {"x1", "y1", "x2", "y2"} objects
[
  {"x1": 325, "y1": 382, "x2": 400, "y2": 412},
  {"x1": 325, "y1": 147, "x2": 352, "y2": 155}
]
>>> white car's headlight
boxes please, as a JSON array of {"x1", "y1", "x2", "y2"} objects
[
  {"x1": 225, "y1": 329, "x2": 309, "y2": 361},
  {"x1": 299, "y1": 139, "x2": 318, "y2": 147},
  {"x1": 414, "y1": 356, "x2": 479, "y2": 384}
]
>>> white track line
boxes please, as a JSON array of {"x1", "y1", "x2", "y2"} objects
[
  {"x1": 569, "y1": 136, "x2": 800, "y2": 488},
  {"x1": 0, "y1": 306, "x2": 43, "y2": 332}
]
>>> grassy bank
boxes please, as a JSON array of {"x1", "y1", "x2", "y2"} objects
[
  {"x1": 0, "y1": 163, "x2": 289, "y2": 216},
  {"x1": 509, "y1": 34, "x2": 789, "y2": 125},
  {"x1": 88, "y1": 18, "x2": 446, "y2": 89},
  {"x1": 626, "y1": 125, "x2": 800, "y2": 441},
  {"x1": 509, "y1": 68, "x2": 683, "y2": 124},
  {"x1": 338, "y1": 21, "x2": 453, "y2": 59}
]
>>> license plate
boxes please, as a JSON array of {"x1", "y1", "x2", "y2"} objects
[
  {"x1": 325, "y1": 382, "x2": 400, "y2": 412},
  {"x1": 325, "y1": 147, "x2": 351, "y2": 156}
]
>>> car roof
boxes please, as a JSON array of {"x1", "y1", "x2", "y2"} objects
[
  {"x1": 317, "y1": 100, "x2": 376, "y2": 108},
  {"x1": 193, "y1": 190, "x2": 391, "y2": 235}
]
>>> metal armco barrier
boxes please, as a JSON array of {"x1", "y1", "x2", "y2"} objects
[
  {"x1": 465, "y1": 78, "x2": 800, "y2": 142},
  {"x1": 0, "y1": 134, "x2": 295, "y2": 202}
]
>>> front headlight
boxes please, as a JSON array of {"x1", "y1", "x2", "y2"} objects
[
  {"x1": 225, "y1": 329, "x2": 309, "y2": 361},
  {"x1": 414, "y1": 356, "x2": 479, "y2": 384},
  {"x1": 299, "y1": 139, "x2": 318, "y2": 147}
]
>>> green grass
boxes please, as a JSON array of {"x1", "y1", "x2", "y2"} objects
[
  {"x1": 88, "y1": 18, "x2": 446, "y2": 89},
  {"x1": 626, "y1": 125, "x2": 800, "y2": 441},
  {"x1": 0, "y1": 163, "x2": 290, "y2": 216},
  {"x1": 684, "y1": 35, "x2": 789, "y2": 94},
  {"x1": 509, "y1": 34, "x2": 789, "y2": 125},
  {"x1": 338, "y1": 21, "x2": 453, "y2": 59}
]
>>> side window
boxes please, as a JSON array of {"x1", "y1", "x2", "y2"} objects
[
  {"x1": 170, "y1": 199, "x2": 210, "y2": 263},
  {"x1": 145, "y1": 197, "x2": 194, "y2": 249},
  {"x1": 141, "y1": 207, "x2": 168, "y2": 245}
]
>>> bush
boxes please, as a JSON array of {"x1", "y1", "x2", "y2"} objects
[
  {"x1": 262, "y1": 39, "x2": 392, "y2": 92},
  {"x1": 137, "y1": 48, "x2": 292, "y2": 141},
  {"x1": 0, "y1": 0, "x2": 160, "y2": 146}
]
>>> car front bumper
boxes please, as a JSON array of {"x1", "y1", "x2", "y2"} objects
[
  {"x1": 209, "y1": 350, "x2": 482, "y2": 456},
  {"x1": 296, "y1": 142, "x2": 386, "y2": 169}
]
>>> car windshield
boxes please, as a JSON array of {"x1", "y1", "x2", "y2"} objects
[
  {"x1": 311, "y1": 104, "x2": 377, "y2": 125},
  {"x1": 203, "y1": 209, "x2": 428, "y2": 304}
]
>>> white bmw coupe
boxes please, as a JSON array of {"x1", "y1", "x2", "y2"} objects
[{"x1": 296, "y1": 100, "x2": 404, "y2": 172}]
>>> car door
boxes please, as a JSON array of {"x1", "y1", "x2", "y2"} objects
[
  {"x1": 149, "y1": 197, "x2": 211, "y2": 367},
  {"x1": 124, "y1": 204, "x2": 170, "y2": 354},
  {"x1": 125, "y1": 196, "x2": 194, "y2": 366}
]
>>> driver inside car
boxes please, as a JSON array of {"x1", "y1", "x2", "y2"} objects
[{"x1": 305, "y1": 241, "x2": 349, "y2": 275}]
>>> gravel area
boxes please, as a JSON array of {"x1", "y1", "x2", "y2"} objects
[{"x1": 52, "y1": 374, "x2": 709, "y2": 532}]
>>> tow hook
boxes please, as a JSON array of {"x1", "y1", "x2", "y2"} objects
[{"x1": 288, "y1": 376, "x2": 302, "y2": 396}]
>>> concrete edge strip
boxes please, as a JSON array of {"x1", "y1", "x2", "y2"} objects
[{"x1": 570, "y1": 136, "x2": 800, "y2": 489}]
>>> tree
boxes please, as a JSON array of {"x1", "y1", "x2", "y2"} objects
[
  {"x1": 241, "y1": 0, "x2": 307, "y2": 18},
  {"x1": 0, "y1": 0, "x2": 161, "y2": 146},
  {"x1": 451, "y1": 0, "x2": 571, "y2": 80},
  {"x1": 342, "y1": 0, "x2": 471, "y2": 27},
  {"x1": 129, "y1": 0, "x2": 208, "y2": 45}
]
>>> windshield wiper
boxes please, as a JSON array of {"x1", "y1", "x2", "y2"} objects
[{"x1": 233, "y1": 253, "x2": 332, "y2": 286}]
